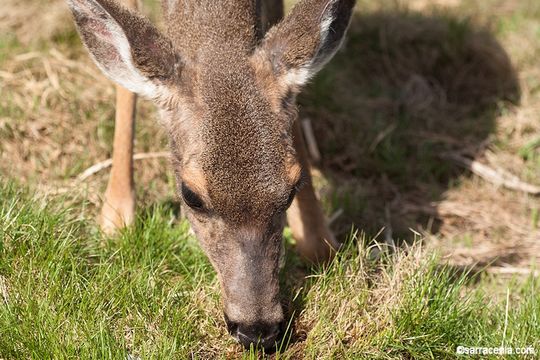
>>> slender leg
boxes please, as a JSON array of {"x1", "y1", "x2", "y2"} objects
[
  {"x1": 287, "y1": 120, "x2": 340, "y2": 263},
  {"x1": 100, "y1": 85, "x2": 137, "y2": 233},
  {"x1": 99, "y1": 0, "x2": 139, "y2": 233}
]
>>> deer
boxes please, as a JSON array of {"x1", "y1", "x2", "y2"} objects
[{"x1": 66, "y1": 0, "x2": 355, "y2": 351}]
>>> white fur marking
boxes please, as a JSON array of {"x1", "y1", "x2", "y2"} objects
[
  {"x1": 280, "y1": 1, "x2": 340, "y2": 87},
  {"x1": 106, "y1": 23, "x2": 164, "y2": 99},
  {"x1": 319, "y1": 13, "x2": 334, "y2": 44},
  {"x1": 282, "y1": 66, "x2": 311, "y2": 87}
]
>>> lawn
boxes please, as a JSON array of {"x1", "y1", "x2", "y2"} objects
[
  {"x1": 1, "y1": 182, "x2": 538, "y2": 358},
  {"x1": 1, "y1": 0, "x2": 540, "y2": 358}
]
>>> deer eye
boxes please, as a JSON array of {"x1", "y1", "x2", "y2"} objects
[{"x1": 181, "y1": 183, "x2": 204, "y2": 210}]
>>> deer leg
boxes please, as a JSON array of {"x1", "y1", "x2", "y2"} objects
[
  {"x1": 100, "y1": 85, "x2": 137, "y2": 234},
  {"x1": 100, "y1": 0, "x2": 138, "y2": 234},
  {"x1": 287, "y1": 120, "x2": 340, "y2": 263}
]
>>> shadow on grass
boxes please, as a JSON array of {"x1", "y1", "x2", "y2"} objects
[
  {"x1": 274, "y1": 9, "x2": 521, "y2": 353},
  {"x1": 301, "y1": 10, "x2": 520, "y2": 242}
]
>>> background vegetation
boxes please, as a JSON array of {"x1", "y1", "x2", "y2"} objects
[{"x1": 1, "y1": 0, "x2": 539, "y2": 358}]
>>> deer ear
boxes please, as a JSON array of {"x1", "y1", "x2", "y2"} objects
[
  {"x1": 256, "y1": 0, "x2": 355, "y2": 89},
  {"x1": 67, "y1": 0, "x2": 178, "y2": 99}
]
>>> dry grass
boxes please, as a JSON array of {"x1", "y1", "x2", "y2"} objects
[
  {"x1": 302, "y1": 0, "x2": 540, "y2": 271},
  {"x1": 0, "y1": 0, "x2": 173, "y2": 211},
  {"x1": 0, "y1": 0, "x2": 73, "y2": 46},
  {"x1": 1, "y1": 0, "x2": 539, "y2": 261}
]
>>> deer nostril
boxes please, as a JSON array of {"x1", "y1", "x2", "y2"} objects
[
  {"x1": 236, "y1": 322, "x2": 283, "y2": 352},
  {"x1": 224, "y1": 314, "x2": 239, "y2": 337}
]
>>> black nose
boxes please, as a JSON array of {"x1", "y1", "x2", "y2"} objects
[
  {"x1": 225, "y1": 317, "x2": 283, "y2": 352},
  {"x1": 237, "y1": 322, "x2": 282, "y2": 351}
]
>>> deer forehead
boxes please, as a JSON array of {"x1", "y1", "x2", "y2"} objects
[
  {"x1": 170, "y1": 66, "x2": 299, "y2": 218},
  {"x1": 178, "y1": 127, "x2": 300, "y2": 208},
  {"x1": 181, "y1": 157, "x2": 295, "y2": 224},
  {"x1": 186, "y1": 123, "x2": 295, "y2": 220}
]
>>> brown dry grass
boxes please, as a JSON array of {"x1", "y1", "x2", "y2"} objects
[
  {"x1": 0, "y1": 0, "x2": 172, "y2": 209},
  {"x1": 302, "y1": 1, "x2": 540, "y2": 271},
  {"x1": 0, "y1": 0, "x2": 539, "y2": 279},
  {"x1": 0, "y1": 0, "x2": 73, "y2": 46}
]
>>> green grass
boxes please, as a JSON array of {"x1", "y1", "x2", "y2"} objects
[
  {"x1": 0, "y1": 181, "x2": 224, "y2": 358},
  {"x1": 1, "y1": 180, "x2": 538, "y2": 358}
]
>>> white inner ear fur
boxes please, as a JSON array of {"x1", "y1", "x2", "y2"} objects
[
  {"x1": 104, "y1": 24, "x2": 162, "y2": 99},
  {"x1": 71, "y1": 0, "x2": 168, "y2": 100},
  {"x1": 319, "y1": 10, "x2": 335, "y2": 44},
  {"x1": 282, "y1": 66, "x2": 312, "y2": 88},
  {"x1": 281, "y1": 1, "x2": 344, "y2": 88}
]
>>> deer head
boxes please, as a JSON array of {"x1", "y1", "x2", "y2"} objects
[{"x1": 67, "y1": 0, "x2": 354, "y2": 351}]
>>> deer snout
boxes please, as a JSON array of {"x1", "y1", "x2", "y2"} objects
[{"x1": 225, "y1": 316, "x2": 284, "y2": 351}]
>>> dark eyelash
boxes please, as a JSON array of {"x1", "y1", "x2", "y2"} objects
[
  {"x1": 295, "y1": 170, "x2": 308, "y2": 192},
  {"x1": 285, "y1": 178, "x2": 304, "y2": 210},
  {"x1": 285, "y1": 189, "x2": 296, "y2": 209},
  {"x1": 181, "y1": 183, "x2": 204, "y2": 210}
]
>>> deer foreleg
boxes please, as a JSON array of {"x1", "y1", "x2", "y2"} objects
[
  {"x1": 100, "y1": 85, "x2": 137, "y2": 233},
  {"x1": 99, "y1": 0, "x2": 139, "y2": 233},
  {"x1": 287, "y1": 120, "x2": 340, "y2": 263}
]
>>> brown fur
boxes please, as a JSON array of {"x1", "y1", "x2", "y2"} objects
[{"x1": 68, "y1": 0, "x2": 355, "y2": 349}]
